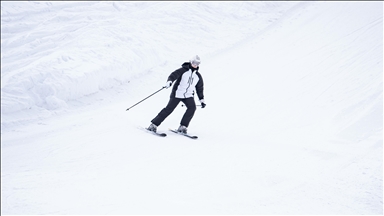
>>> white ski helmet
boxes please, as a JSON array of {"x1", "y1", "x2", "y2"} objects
[{"x1": 190, "y1": 55, "x2": 201, "y2": 66}]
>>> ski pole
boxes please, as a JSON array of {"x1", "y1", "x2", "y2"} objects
[
  {"x1": 126, "y1": 87, "x2": 165, "y2": 111},
  {"x1": 181, "y1": 104, "x2": 202, "y2": 107}
]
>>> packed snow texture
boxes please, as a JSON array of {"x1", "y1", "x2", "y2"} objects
[{"x1": 1, "y1": 1, "x2": 383, "y2": 214}]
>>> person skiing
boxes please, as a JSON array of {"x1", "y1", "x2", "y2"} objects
[{"x1": 147, "y1": 55, "x2": 206, "y2": 134}]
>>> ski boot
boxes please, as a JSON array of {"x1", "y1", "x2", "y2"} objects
[
  {"x1": 147, "y1": 123, "x2": 157, "y2": 133},
  {"x1": 177, "y1": 125, "x2": 188, "y2": 134}
]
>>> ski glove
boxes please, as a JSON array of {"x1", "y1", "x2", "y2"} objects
[
  {"x1": 200, "y1": 99, "x2": 206, "y2": 108},
  {"x1": 164, "y1": 81, "x2": 172, "y2": 89}
]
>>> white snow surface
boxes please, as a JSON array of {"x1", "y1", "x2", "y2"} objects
[{"x1": 1, "y1": 1, "x2": 383, "y2": 215}]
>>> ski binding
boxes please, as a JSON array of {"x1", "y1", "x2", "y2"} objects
[{"x1": 144, "y1": 127, "x2": 167, "y2": 137}]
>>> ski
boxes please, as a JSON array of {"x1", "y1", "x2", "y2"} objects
[
  {"x1": 142, "y1": 127, "x2": 167, "y2": 137},
  {"x1": 169, "y1": 129, "x2": 198, "y2": 139}
]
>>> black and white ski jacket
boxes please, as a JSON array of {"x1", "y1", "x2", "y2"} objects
[{"x1": 168, "y1": 62, "x2": 204, "y2": 100}]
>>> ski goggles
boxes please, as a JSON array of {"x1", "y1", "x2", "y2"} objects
[{"x1": 191, "y1": 60, "x2": 200, "y2": 66}]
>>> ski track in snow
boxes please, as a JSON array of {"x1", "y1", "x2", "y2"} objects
[{"x1": 1, "y1": 1, "x2": 383, "y2": 215}]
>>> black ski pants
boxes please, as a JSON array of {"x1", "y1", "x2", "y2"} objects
[{"x1": 151, "y1": 97, "x2": 196, "y2": 127}]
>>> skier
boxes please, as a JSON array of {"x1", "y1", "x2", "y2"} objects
[{"x1": 147, "y1": 55, "x2": 206, "y2": 134}]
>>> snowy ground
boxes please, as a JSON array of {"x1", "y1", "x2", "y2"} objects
[{"x1": 1, "y1": 1, "x2": 383, "y2": 215}]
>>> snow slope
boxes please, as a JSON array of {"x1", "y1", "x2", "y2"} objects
[{"x1": 1, "y1": 1, "x2": 383, "y2": 214}]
